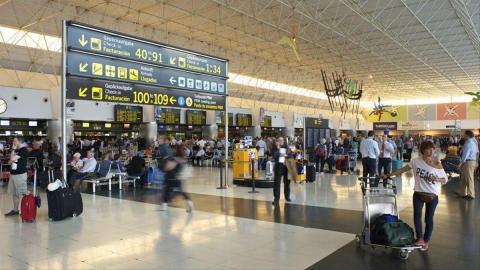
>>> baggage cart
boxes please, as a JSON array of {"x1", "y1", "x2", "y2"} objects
[
  {"x1": 356, "y1": 177, "x2": 420, "y2": 260},
  {"x1": 441, "y1": 157, "x2": 461, "y2": 177},
  {"x1": 347, "y1": 151, "x2": 357, "y2": 174}
]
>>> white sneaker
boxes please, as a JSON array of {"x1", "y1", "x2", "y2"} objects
[
  {"x1": 159, "y1": 203, "x2": 167, "y2": 211},
  {"x1": 186, "y1": 200, "x2": 194, "y2": 213}
]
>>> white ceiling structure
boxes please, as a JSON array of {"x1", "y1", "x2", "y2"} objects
[{"x1": 0, "y1": 0, "x2": 479, "y2": 111}]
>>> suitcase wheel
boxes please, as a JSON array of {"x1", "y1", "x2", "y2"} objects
[{"x1": 399, "y1": 250, "x2": 409, "y2": 260}]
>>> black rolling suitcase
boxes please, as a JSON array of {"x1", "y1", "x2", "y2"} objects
[
  {"x1": 46, "y1": 171, "x2": 83, "y2": 221},
  {"x1": 306, "y1": 165, "x2": 316, "y2": 182}
]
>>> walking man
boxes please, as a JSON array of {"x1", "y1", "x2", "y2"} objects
[
  {"x1": 360, "y1": 131, "x2": 380, "y2": 186},
  {"x1": 378, "y1": 135, "x2": 395, "y2": 187}
]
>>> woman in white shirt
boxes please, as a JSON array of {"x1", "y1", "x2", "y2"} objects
[{"x1": 385, "y1": 141, "x2": 448, "y2": 252}]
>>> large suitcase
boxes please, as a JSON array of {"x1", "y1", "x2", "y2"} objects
[
  {"x1": 336, "y1": 157, "x2": 348, "y2": 172},
  {"x1": 46, "y1": 172, "x2": 83, "y2": 221},
  {"x1": 47, "y1": 187, "x2": 83, "y2": 221},
  {"x1": 306, "y1": 165, "x2": 316, "y2": 182},
  {"x1": 21, "y1": 170, "x2": 38, "y2": 222}
]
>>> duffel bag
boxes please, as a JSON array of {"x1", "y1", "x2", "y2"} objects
[
  {"x1": 371, "y1": 214, "x2": 398, "y2": 244},
  {"x1": 380, "y1": 221, "x2": 414, "y2": 247},
  {"x1": 372, "y1": 218, "x2": 414, "y2": 247}
]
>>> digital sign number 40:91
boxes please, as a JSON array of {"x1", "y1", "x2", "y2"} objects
[
  {"x1": 133, "y1": 91, "x2": 171, "y2": 105},
  {"x1": 135, "y1": 48, "x2": 162, "y2": 63}
]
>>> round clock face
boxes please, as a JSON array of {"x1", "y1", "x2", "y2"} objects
[{"x1": 0, "y1": 99, "x2": 6, "y2": 114}]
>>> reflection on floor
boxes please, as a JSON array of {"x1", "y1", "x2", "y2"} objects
[
  {"x1": 180, "y1": 166, "x2": 416, "y2": 211},
  {"x1": 1, "y1": 164, "x2": 478, "y2": 270},
  {"x1": 0, "y1": 186, "x2": 352, "y2": 270}
]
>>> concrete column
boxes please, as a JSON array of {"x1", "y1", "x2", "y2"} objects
[
  {"x1": 250, "y1": 125, "x2": 261, "y2": 137},
  {"x1": 142, "y1": 122, "x2": 157, "y2": 144},
  {"x1": 143, "y1": 105, "x2": 155, "y2": 122},
  {"x1": 284, "y1": 127, "x2": 294, "y2": 138},
  {"x1": 203, "y1": 124, "x2": 218, "y2": 139},
  {"x1": 48, "y1": 119, "x2": 73, "y2": 144}
]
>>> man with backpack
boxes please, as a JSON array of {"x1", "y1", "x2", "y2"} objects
[{"x1": 314, "y1": 139, "x2": 327, "y2": 173}]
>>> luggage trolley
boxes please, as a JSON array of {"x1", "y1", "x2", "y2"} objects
[
  {"x1": 347, "y1": 151, "x2": 358, "y2": 174},
  {"x1": 356, "y1": 177, "x2": 420, "y2": 260}
]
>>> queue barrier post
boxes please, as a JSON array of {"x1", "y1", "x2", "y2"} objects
[
  {"x1": 216, "y1": 159, "x2": 227, "y2": 189},
  {"x1": 248, "y1": 158, "x2": 258, "y2": 194}
]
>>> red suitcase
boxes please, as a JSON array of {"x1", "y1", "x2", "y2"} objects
[
  {"x1": 21, "y1": 169, "x2": 38, "y2": 222},
  {"x1": 21, "y1": 194, "x2": 36, "y2": 222}
]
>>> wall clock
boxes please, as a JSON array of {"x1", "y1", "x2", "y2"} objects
[{"x1": 0, "y1": 98, "x2": 7, "y2": 114}]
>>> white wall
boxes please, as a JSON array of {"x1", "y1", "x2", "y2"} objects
[
  {"x1": 265, "y1": 111, "x2": 285, "y2": 127},
  {"x1": 0, "y1": 86, "x2": 52, "y2": 119}
]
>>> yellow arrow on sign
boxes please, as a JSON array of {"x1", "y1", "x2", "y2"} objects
[
  {"x1": 78, "y1": 88, "x2": 88, "y2": 97},
  {"x1": 78, "y1": 34, "x2": 88, "y2": 47},
  {"x1": 169, "y1": 57, "x2": 176, "y2": 65},
  {"x1": 79, "y1": 63, "x2": 88, "y2": 72},
  {"x1": 169, "y1": 96, "x2": 177, "y2": 104}
]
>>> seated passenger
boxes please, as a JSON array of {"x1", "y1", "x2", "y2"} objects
[
  {"x1": 96, "y1": 156, "x2": 112, "y2": 178},
  {"x1": 70, "y1": 152, "x2": 83, "y2": 172},
  {"x1": 194, "y1": 147, "x2": 206, "y2": 167},
  {"x1": 144, "y1": 146, "x2": 153, "y2": 157},
  {"x1": 126, "y1": 155, "x2": 146, "y2": 177},
  {"x1": 70, "y1": 149, "x2": 97, "y2": 190},
  {"x1": 212, "y1": 148, "x2": 223, "y2": 167},
  {"x1": 112, "y1": 154, "x2": 126, "y2": 172}
]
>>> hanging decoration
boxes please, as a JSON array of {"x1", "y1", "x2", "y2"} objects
[
  {"x1": 465, "y1": 91, "x2": 480, "y2": 107},
  {"x1": 368, "y1": 97, "x2": 397, "y2": 121},
  {"x1": 320, "y1": 69, "x2": 363, "y2": 119},
  {"x1": 277, "y1": 8, "x2": 300, "y2": 61}
]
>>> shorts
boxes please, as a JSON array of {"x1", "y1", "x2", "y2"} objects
[{"x1": 8, "y1": 173, "x2": 28, "y2": 197}]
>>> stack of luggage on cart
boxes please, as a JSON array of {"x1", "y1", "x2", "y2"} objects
[
  {"x1": 440, "y1": 156, "x2": 461, "y2": 177},
  {"x1": 356, "y1": 177, "x2": 420, "y2": 260}
]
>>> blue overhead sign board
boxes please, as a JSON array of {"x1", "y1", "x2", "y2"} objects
[
  {"x1": 67, "y1": 23, "x2": 227, "y2": 78},
  {"x1": 65, "y1": 21, "x2": 228, "y2": 109}
]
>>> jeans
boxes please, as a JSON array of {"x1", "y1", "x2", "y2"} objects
[
  {"x1": 314, "y1": 156, "x2": 320, "y2": 172},
  {"x1": 413, "y1": 192, "x2": 438, "y2": 242},
  {"x1": 406, "y1": 149, "x2": 413, "y2": 161}
]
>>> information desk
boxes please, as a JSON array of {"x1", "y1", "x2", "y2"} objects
[{"x1": 232, "y1": 149, "x2": 273, "y2": 188}]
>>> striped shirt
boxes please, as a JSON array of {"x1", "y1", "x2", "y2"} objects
[{"x1": 360, "y1": 137, "x2": 380, "y2": 159}]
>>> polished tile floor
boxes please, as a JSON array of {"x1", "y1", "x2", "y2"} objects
[
  {"x1": 0, "y1": 181, "x2": 352, "y2": 270},
  {"x1": 1, "y1": 161, "x2": 478, "y2": 269},
  {"x1": 179, "y1": 165, "x2": 416, "y2": 211}
]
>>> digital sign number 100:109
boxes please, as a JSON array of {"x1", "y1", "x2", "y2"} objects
[{"x1": 133, "y1": 91, "x2": 171, "y2": 105}]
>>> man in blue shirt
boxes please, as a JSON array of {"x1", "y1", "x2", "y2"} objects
[{"x1": 457, "y1": 130, "x2": 479, "y2": 199}]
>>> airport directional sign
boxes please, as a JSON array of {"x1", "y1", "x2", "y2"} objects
[
  {"x1": 66, "y1": 77, "x2": 226, "y2": 111},
  {"x1": 67, "y1": 21, "x2": 227, "y2": 78},
  {"x1": 67, "y1": 51, "x2": 226, "y2": 94}
]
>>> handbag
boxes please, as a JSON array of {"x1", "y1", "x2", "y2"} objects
[
  {"x1": 415, "y1": 192, "x2": 437, "y2": 203},
  {"x1": 285, "y1": 158, "x2": 298, "y2": 182}
]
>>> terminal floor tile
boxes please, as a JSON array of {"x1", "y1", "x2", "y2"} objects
[{"x1": 1, "y1": 168, "x2": 479, "y2": 269}]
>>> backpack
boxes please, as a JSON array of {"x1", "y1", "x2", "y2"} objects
[{"x1": 315, "y1": 145, "x2": 326, "y2": 158}]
